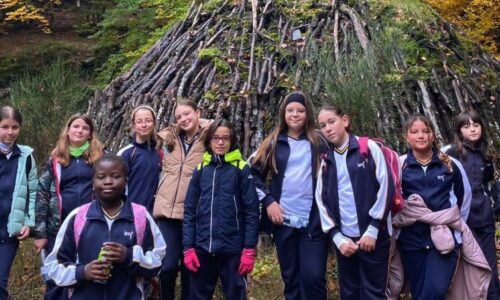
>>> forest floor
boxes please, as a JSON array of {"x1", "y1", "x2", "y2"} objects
[{"x1": 7, "y1": 232, "x2": 500, "y2": 299}]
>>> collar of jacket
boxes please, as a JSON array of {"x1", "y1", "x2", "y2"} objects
[
  {"x1": 132, "y1": 139, "x2": 157, "y2": 149},
  {"x1": 202, "y1": 149, "x2": 243, "y2": 166},
  {"x1": 86, "y1": 198, "x2": 135, "y2": 222},
  {"x1": 406, "y1": 148, "x2": 442, "y2": 167},
  {"x1": 277, "y1": 130, "x2": 307, "y2": 142}
]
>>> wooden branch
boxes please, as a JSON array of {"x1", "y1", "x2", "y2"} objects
[{"x1": 339, "y1": 4, "x2": 368, "y2": 54}]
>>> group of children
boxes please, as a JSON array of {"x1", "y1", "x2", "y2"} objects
[{"x1": 0, "y1": 90, "x2": 499, "y2": 300}]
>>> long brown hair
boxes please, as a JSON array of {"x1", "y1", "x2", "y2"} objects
[
  {"x1": 251, "y1": 91, "x2": 319, "y2": 174},
  {"x1": 452, "y1": 110, "x2": 491, "y2": 160},
  {"x1": 51, "y1": 113, "x2": 104, "y2": 167},
  {"x1": 161, "y1": 99, "x2": 201, "y2": 152}
]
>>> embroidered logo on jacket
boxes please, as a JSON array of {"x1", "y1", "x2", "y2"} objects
[
  {"x1": 437, "y1": 175, "x2": 445, "y2": 182},
  {"x1": 124, "y1": 231, "x2": 134, "y2": 240},
  {"x1": 357, "y1": 161, "x2": 366, "y2": 169}
]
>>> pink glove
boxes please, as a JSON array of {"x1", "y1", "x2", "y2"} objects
[
  {"x1": 238, "y1": 248, "x2": 256, "y2": 276},
  {"x1": 183, "y1": 248, "x2": 200, "y2": 273}
]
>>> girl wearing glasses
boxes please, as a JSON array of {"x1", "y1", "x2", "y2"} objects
[
  {"x1": 117, "y1": 105, "x2": 162, "y2": 212},
  {"x1": 250, "y1": 92, "x2": 329, "y2": 300},
  {"x1": 183, "y1": 119, "x2": 259, "y2": 299}
]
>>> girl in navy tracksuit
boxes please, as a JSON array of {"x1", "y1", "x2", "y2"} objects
[
  {"x1": 250, "y1": 92, "x2": 329, "y2": 300},
  {"x1": 34, "y1": 113, "x2": 104, "y2": 300},
  {"x1": 117, "y1": 105, "x2": 161, "y2": 212},
  {"x1": 0, "y1": 106, "x2": 37, "y2": 300},
  {"x1": 315, "y1": 105, "x2": 393, "y2": 299},
  {"x1": 45, "y1": 153, "x2": 166, "y2": 300},
  {"x1": 398, "y1": 114, "x2": 471, "y2": 299},
  {"x1": 444, "y1": 110, "x2": 500, "y2": 299},
  {"x1": 183, "y1": 119, "x2": 259, "y2": 300}
]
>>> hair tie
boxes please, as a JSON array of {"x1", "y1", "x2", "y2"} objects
[{"x1": 132, "y1": 105, "x2": 156, "y2": 119}]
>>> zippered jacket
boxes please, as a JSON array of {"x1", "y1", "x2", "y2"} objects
[
  {"x1": 250, "y1": 131, "x2": 328, "y2": 234},
  {"x1": 45, "y1": 199, "x2": 166, "y2": 300},
  {"x1": 154, "y1": 119, "x2": 211, "y2": 220},
  {"x1": 34, "y1": 155, "x2": 94, "y2": 238},
  {"x1": 315, "y1": 134, "x2": 393, "y2": 240},
  {"x1": 5, "y1": 144, "x2": 37, "y2": 237},
  {"x1": 397, "y1": 149, "x2": 472, "y2": 250},
  {"x1": 183, "y1": 150, "x2": 259, "y2": 255},
  {"x1": 117, "y1": 139, "x2": 161, "y2": 212}
]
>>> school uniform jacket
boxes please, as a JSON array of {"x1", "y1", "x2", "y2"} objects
[
  {"x1": 45, "y1": 199, "x2": 166, "y2": 300},
  {"x1": 444, "y1": 144, "x2": 495, "y2": 228},
  {"x1": 117, "y1": 140, "x2": 161, "y2": 212},
  {"x1": 315, "y1": 134, "x2": 393, "y2": 240},
  {"x1": 397, "y1": 149, "x2": 472, "y2": 250},
  {"x1": 183, "y1": 150, "x2": 259, "y2": 255},
  {"x1": 250, "y1": 131, "x2": 328, "y2": 234},
  {"x1": 35, "y1": 155, "x2": 95, "y2": 239}
]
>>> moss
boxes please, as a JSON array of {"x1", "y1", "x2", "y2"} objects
[
  {"x1": 203, "y1": 90, "x2": 217, "y2": 102},
  {"x1": 213, "y1": 57, "x2": 231, "y2": 74},
  {"x1": 198, "y1": 48, "x2": 223, "y2": 60}
]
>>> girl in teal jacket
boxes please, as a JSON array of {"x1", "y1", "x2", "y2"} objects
[{"x1": 0, "y1": 106, "x2": 37, "y2": 299}]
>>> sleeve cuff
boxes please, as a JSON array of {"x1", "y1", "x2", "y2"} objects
[
  {"x1": 262, "y1": 196, "x2": 277, "y2": 208},
  {"x1": 369, "y1": 218, "x2": 381, "y2": 229},
  {"x1": 332, "y1": 232, "x2": 348, "y2": 249},
  {"x1": 75, "y1": 264, "x2": 86, "y2": 282},
  {"x1": 362, "y1": 225, "x2": 379, "y2": 240}
]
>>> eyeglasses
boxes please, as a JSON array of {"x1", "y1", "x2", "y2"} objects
[
  {"x1": 211, "y1": 136, "x2": 231, "y2": 143},
  {"x1": 134, "y1": 119, "x2": 154, "y2": 125}
]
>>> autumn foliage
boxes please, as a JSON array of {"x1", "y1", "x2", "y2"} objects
[
  {"x1": 0, "y1": 0, "x2": 61, "y2": 33},
  {"x1": 425, "y1": 0, "x2": 499, "y2": 57}
]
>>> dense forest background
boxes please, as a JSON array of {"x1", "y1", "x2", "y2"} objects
[{"x1": 0, "y1": 0, "x2": 499, "y2": 298}]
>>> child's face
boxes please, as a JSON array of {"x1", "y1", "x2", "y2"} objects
[
  {"x1": 210, "y1": 126, "x2": 231, "y2": 156},
  {"x1": 284, "y1": 102, "x2": 307, "y2": 134},
  {"x1": 317, "y1": 110, "x2": 349, "y2": 147},
  {"x1": 406, "y1": 120, "x2": 434, "y2": 152},
  {"x1": 0, "y1": 118, "x2": 20, "y2": 145},
  {"x1": 133, "y1": 109, "x2": 155, "y2": 142},
  {"x1": 460, "y1": 119, "x2": 482, "y2": 144},
  {"x1": 175, "y1": 105, "x2": 200, "y2": 134},
  {"x1": 68, "y1": 118, "x2": 91, "y2": 147},
  {"x1": 93, "y1": 160, "x2": 127, "y2": 203}
]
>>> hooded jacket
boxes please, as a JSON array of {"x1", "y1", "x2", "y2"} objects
[{"x1": 183, "y1": 150, "x2": 259, "y2": 255}]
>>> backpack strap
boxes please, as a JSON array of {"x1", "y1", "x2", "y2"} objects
[
  {"x1": 358, "y1": 136, "x2": 370, "y2": 158},
  {"x1": 74, "y1": 203, "x2": 92, "y2": 249},
  {"x1": 131, "y1": 203, "x2": 147, "y2": 246}
]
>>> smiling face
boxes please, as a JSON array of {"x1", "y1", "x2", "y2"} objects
[
  {"x1": 405, "y1": 119, "x2": 434, "y2": 153},
  {"x1": 317, "y1": 109, "x2": 349, "y2": 147},
  {"x1": 133, "y1": 108, "x2": 155, "y2": 143},
  {"x1": 67, "y1": 118, "x2": 91, "y2": 147},
  {"x1": 93, "y1": 160, "x2": 127, "y2": 203},
  {"x1": 0, "y1": 118, "x2": 20, "y2": 145},
  {"x1": 284, "y1": 102, "x2": 307, "y2": 135},
  {"x1": 175, "y1": 104, "x2": 201, "y2": 135},
  {"x1": 209, "y1": 126, "x2": 231, "y2": 156},
  {"x1": 460, "y1": 119, "x2": 482, "y2": 144}
]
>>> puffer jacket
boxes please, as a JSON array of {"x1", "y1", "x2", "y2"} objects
[
  {"x1": 6, "y1": 144, "x2": 37, "y2": 236},
  {"x1": 183, "y1": 150, "x2": 259, "y2": 255},
  {"x1": 154, "y1": 119, "x2": 211, "y2": 220}
]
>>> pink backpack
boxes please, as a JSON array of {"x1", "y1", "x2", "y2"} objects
[
  {"x1": 73, "y1": 202, "x2": 148, "y2": 248},
  {"x1": 358, "y1": 137, "x2": 403, "y2": 214}
]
